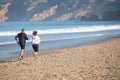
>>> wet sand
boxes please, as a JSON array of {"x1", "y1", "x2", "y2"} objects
[{"x1": 0, "y1": 38, "x2": 120, "y2": 80}]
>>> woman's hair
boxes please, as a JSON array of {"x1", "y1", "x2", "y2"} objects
[{"x1": 32, "y1": 31, "x2": 37, "y2": 36}]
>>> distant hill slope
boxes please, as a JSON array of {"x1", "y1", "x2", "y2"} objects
[{"x1": 0, "y1": 0, "x2": 120, "y2": 22}]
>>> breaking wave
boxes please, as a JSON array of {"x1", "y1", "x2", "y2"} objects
[{"x1": 0, "y1": 25, "x2": 120, "y2": 37}]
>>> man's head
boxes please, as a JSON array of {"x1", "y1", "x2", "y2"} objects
[{"x1": 21, "y1": 28, "x2": 25, "y2": 33}]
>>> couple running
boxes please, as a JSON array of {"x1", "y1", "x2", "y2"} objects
[{"x1": 15, "y1": 28, "x2": 40, "y2": 60}]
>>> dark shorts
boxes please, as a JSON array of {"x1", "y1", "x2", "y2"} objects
[
  {"x1": 32, "y1": 44, "x2": 39, "y2": 52},
  {"x1": 19, "y1": 44, "x2": 25, "y2": 49}
]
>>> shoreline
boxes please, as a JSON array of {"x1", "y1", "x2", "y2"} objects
[
  {"x1": 0, "y1": 37, "x2": 120, "y2": 61},
  {"x1": 0, "y1": 38, "x2": 116, "y2": 60},
  {"x1": 0, "y1": 38, "x2": 120, "y2": 80}
]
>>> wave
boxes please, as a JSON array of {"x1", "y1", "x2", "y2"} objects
[
  {"x1": 0, "y1": 41, "x2": 16, "y2": 45},
  {"x1": 0, "y1": 34, "x2": 104, "y2": 45},
  {"x1": 0, "y1": 25, "x2": 120, "y2": 37},
  {"x1": 43, "y1": 34, "x2": 104, "y2": 41},
  {"x1": 0, "y1": 41, "x2": 31, "y2": 45}
]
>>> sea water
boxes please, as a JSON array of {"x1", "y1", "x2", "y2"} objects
[{"x1": 0, "y1": 21, "x2": 120, "y2": 59}]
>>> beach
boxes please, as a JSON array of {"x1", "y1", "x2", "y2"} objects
[{"x1": 0, "y1": 38, "x2": 120, "y2": 80}]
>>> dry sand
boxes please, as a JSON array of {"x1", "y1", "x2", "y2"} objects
[{"x1": 0, "y1": 38, "x2": 120, "y2": 80}]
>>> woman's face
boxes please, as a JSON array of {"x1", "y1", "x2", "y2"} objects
[{"x1": 32, "y1": 32, "x2": 34, "y2": 35}]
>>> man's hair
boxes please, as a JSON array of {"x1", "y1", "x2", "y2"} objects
[{"x1": 21, "y1": 28, "x2": 25, "y2": 32}]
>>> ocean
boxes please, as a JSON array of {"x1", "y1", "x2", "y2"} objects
[{"x1": 0, "y1": 21, "x2": 120, "y2": 59}]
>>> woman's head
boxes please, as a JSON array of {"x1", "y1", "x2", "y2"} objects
[{"x1": 32, "y1": 31, "x2": 38, "y2": 36}]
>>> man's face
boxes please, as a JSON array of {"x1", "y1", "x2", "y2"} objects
[{"x1": 23, "y1": 30, "x2": 26, "y2": 33}]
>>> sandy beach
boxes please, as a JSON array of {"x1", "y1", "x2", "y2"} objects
[{"x1": 0, "y1": 38, "x2": 120, "y2": 80}]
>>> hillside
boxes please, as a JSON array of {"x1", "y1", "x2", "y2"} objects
[{"x1": 0, "y1": 0, "x2": 120, "y2": 22}]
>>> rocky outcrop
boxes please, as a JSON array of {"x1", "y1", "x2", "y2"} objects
[
  {"x1": 30, "y1": 5, "x2": 58, "y2": 21},
  {"x1": 0, "y1": 3, "x2": 10, "y2": 22},
  {"x1": 103, "y1": 9, "x2": 120, "y2": 21}
]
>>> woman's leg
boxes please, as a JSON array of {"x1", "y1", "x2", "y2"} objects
[
  {"x1": 32, "y1": 44, "x2": 39, "y2": 59},
  {"x1": 34, "y1": 52, "x2": 38, "y2": 59}
]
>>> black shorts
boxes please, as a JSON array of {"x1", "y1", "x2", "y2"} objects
[
  {"x1": 32, "y1": 44, "x2": 39, "y2": 52},
  {"x1": 20, "y1": 44, "x2": 25, "y2": 49}
]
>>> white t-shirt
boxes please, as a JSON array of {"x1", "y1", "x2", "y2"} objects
[{"x1": 31, "y1": 35, "x2": 40, "y2": 44}]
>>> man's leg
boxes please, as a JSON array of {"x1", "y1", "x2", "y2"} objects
[
  {"x1": 19, "y1": 49, "x2": 24, "y2": 58},
  {"x1": 19, "y1": 44, "x2": 25, "y2": 59}
]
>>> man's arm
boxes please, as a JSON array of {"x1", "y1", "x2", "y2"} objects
[
  {"x1": 15, "y1": 35, "x2": 19, "y2": 44},
  {"x1": 25, "y1": 34, "x2": 28, "y2": 40}
]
